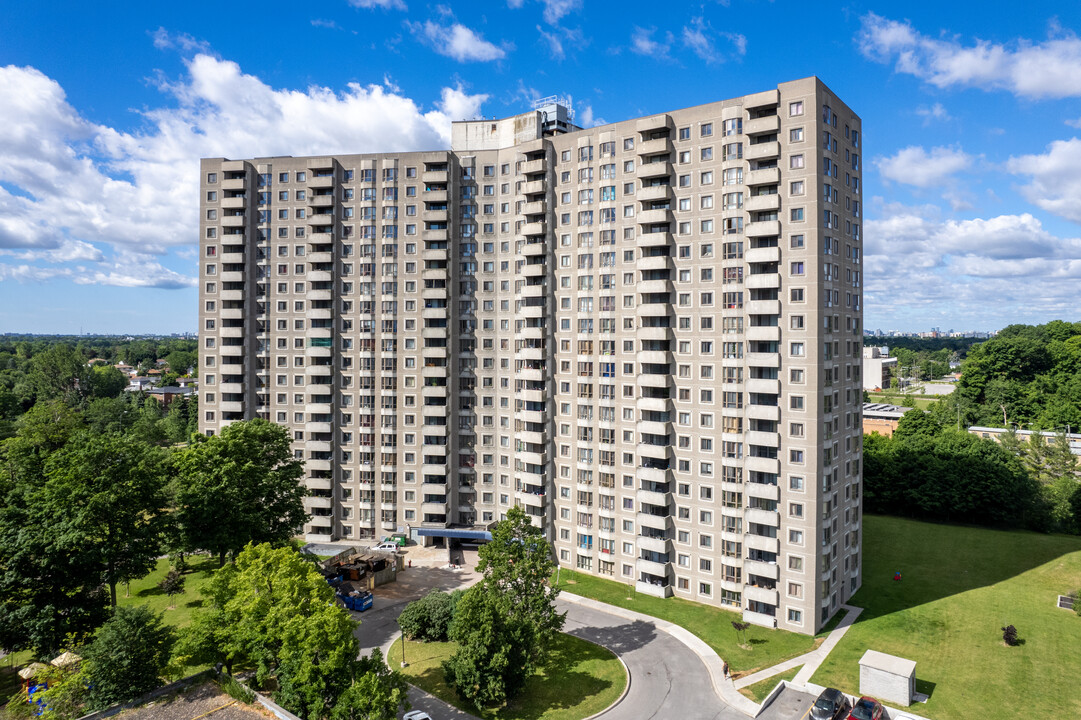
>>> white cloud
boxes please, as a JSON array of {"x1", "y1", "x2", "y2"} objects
[
  {"x1": 0, "y1": 58, "x2": 487, "y2": 287},
  {"x1": 631, "y1": 27, "x2": 672, "y2": 59},
  {"x1": 347, "y1": 0, "x2": 406, "y2": 10},
  {"x1": 150, "y1": 28, "x2": 211, "y2": 53},
  {"x1": 540, "y1": 0, "x2": 580, "y2": 25},
  {"x1": 857, "y1": 13, "x2": 1081, "y2": 99},
  {"x1": 915, "y1": 102, "x2": 950, "y2": 125},
  {"x1": 1008, "y1": 138, "x2": 1081, "y2": 223},
  {"x1": 864, "y1": 204, "x2": 1081, "y2": 329},
  {"x1": 407, "y1": 20, "x2": 508, "y2": 62},
  {"x1": 681, "y1": 17, "x2": 745, "y2": 64},
  {"x1": 874, "y1": 145, "x2": 972, "y2": 188}
]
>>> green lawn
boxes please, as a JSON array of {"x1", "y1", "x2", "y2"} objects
[
  {"x1": 553, "y1": 570, "x2": 828, "y2": 675},
  {"x1": 738, "y1": 665, "x2": 802, "y2": 703},
  {"x1": 811, "y1": 515, "x2": 1081, "y2": 720},
  {"x1": 386, "y1": 633, "x2": 626, "y2": 720},
  {"x1": 866, "y1": 392, "x2": 942, "y2": 410},
  {"x1": 116, "y1": 555, "x2": 220, "y2": 629}
]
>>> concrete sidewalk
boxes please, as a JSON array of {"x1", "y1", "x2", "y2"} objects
[{"x1": 732, "y1": 604, "x2": 863, "y2": 690}]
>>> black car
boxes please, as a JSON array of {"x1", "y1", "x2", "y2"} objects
[{"x1": 811, "y1": 688, "x2": 850, "y2": 720}]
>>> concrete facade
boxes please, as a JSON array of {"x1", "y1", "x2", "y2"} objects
[
  {"x1": 198, "y1": 76, "x2": 864, "y2": 634},
  {"x1": 858, "y1": 649, "x2": 915, "y2": 707}
]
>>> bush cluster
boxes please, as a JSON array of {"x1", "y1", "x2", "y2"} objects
[{"x1": 398, "y1": 589, "x2": 463, "y2": 642}]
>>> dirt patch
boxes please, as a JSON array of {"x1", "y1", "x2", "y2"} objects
[{"x1": 116, "y1": 682, "x2": 271, "y2": 720}]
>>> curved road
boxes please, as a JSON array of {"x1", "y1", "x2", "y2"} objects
[{"x1": 558, "y1": 598, "x2": 746, "y2": 720}]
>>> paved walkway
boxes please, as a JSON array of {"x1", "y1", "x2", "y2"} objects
[{"x1": 733, "y1": 604, "x2": 863, "y2": 690}]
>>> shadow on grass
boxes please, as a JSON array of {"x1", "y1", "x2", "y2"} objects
[
  {"x1": 137, "y1": 585, "x2": 166, "y2": 598},
  {"x1": 916, "y1": 678, "x2": 936, "y2": 699},
  {"x1": 185, "y1": 599, "x2": 204, "y2": 609},
  {"x1": 848, "y1": 516, "x2": 1081, "y2": 621}
]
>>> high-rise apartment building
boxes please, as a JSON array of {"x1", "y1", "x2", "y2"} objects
[{"x1": 198, "y1": 76, "x2": 864, "y2": 634}]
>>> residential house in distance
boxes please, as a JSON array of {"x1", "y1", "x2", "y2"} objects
[
  {"x1": 198, "y1": 77, "x2": 865, "y2": 635},
  {"x1": 146, "y1": 386, "x2": 195, "y2": 408}
]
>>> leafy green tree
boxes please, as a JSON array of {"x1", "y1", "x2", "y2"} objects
[
  {"x1": 43, "y1": 433, "x2": 171, "y2": 606},
  {"x1": 0, "y1": 403, "x2": 109, "y2": 656},
  {"x1": 88, "y1": 366, "x2": 128, "y2": 399},
  {"x1": 178, "y1": 543, "x2": 363, "y2": 720},
  {"x1": 82, "y1": 606, "x2": 175, "y2": 710},
  {"x1": 442, "y1": 506, "x2": 564, "y2": 706},
  {"x1": 27, "y1": 345, "x2": 89, "y2": 406},
  {"x1": 174, "y1": 419, "x2": 306, "y2": 565},
  {"x1": 398, "y1": 589, "x2": 463, "y2": 642},
  {"x1": 331, "y1": 650, "x2": 410, "y2": 720},
  {"x1": 892, "y1": 409, "x2": 942, "y2": 439}
]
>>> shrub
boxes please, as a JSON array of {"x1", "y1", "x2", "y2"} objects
[
  {"x1": 1002, "y1": 624, "x2": 1019, "y2": 646},
  {"x1": 398, "y1": 590, "x2": 462, "y2": 642},
  {"x1": 159, "y1": 568, "x2": 185, "y2": 597}
]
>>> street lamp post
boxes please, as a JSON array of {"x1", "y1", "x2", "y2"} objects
[{"x1": 397, "y1": 616, "x2": 408, "y2": 668}]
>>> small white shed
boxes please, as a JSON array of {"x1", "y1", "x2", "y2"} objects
[{"x1": 859, "y1": 649, "x2": 915, "y2": 707}]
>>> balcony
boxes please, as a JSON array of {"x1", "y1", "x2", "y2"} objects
[
  {"x1": 221, "y1": 215, "x2": 246, "y2": 228},
  {"x1": 309, "y1": 195, "x2": 334, "y2": 208},
  {"x1": 522, "y1": 221, "x2": 547, "y2": 237},
  {"x1": 744, "y1": 114, "x2": 780, "y2": 135},
  {"x1": 637, "y1": 254, "x2": 673, "y2": 272},
  {"x1": 746, "y1": 220, "x2": 781, "y2": 238},
  {"x1": 745, "y1": 378, "x2": 780, "y2": 395},
  {"x1": 522, "y1": 179, "x2": 546, "y2": 195},
  {"x1": 746, "y1": 404, "x2": 781, "y2": 422},
  {"x1": 521, "y1": 159, "x2": 546, "y2": 176},
  {"x1": 745, "y1": 482, "x2": 780, "y2": 502},
  {"x1": 637, "y1": 535, "x2": 670, "y2": 555},
  {"x1": 638, "y1": 137, "x2": 672, "y2": 156},
  {"x1": 744, "y1": 456, "x2": 780, "y2": 475},
  {"x1": 744, "y1": 534, "x2": 779, "y2": 554},
  {"x1": 221, "y1": 177, "x2": 247, "y2": 191},
  {"x1": 522, "y1": 200, "x2": 546, "y2": 216},
  {"x1": 635, "y1": 579, "x2": 672, "y2": 598},
  {"x1": 636, "y1": 557, "x2": 669, "y2": 579},
  {"x1": 638, "y1": 208, "x2": 672, "y2": 225},
  {"x1": 744, "y1": 585, "x2": 779, "y2": 606},
  {"x1": 744, "y1": 558, "x2": 780, "y2": 580},
  {"x1": 306, "y1": 175, "x2": 335, "y2": 189},
  {"x1": 422, "y1": 170, "x2": 449, "y2": 184},
  {"x1": 635, "y1": 114, "x2": 672, "y2": 133},
  {"x1": 746, "y1": 273, "x2": 780, "y2": 289},
  {"x1": 745, "y1": 195, "x2": 781, "y2": 213},
  {"x1": 636, "y1": 488, "x2": 669, "y2": 508},
  {"x1": 221, "y1": 196, "x2": 246, "y2": 210},
  {"x1": 745, "y1": 246, "x2": 781, "y2": 263},
  {"x1": 745, "y1": 508, "x2": 779, "y2": 527},
  {"x1": 747, "y1": 325, "x2": 781, "y2": 342},
  {"x1": 745, "y1": 141, "x2": 780, "y2": 161},
  {"x1": 746, "y1": 168, "x2": 781, "y2": 186},
  {"x1": 638, "y1": 161, "x2": 672, "y2": 179},
  {"x1": 636, "y1": 396, "x2": 670, "y2": 414},
  {"x1": 637, "y1": 185, "x2": 673, "y2": 202}
]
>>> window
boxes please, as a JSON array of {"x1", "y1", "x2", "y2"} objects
[
  {"x1": 790, "y1": 180, "x2": 804, "y2": 196},
  {"x1": 790, "y1": 127, "x2": 804, "y2": 142},
  {"x1": 789, "y1": 100, "x2": 804, "y2": 116},
  {"x1": 701, "y1": 122, "x2": 713, "y2": 137},
  {"x1": 790, "y1": 154, "x2": 805, "y2": 169}
]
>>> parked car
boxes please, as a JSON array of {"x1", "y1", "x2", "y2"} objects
[
  {"x1": 372, "y1": 541, "x2": 400, "y2": 552},
  {"x1": 382, "y1": 533, "x2": 408, "y2": 547},
  {"x1": 847, "y1": 696, "x2": 884, "y2": 720},
  {"x1": 403, "y1": 712, "x2": 432, "y2": 720},
  {"x1": 811, "y1": 687, "x2": 850, "y2": 720}
]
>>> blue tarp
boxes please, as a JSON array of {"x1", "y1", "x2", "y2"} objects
[{"x1": 416, "y1": 528, "x2": 492, "y2": 541}]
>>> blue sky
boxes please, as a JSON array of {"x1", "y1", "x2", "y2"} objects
[{"x1": 2, "y1": 0, "x2": 1081, "y2": 334}]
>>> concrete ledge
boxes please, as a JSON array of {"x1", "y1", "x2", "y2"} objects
[{"x1": 75, "y1": 670, "x2": 215, "y2": 720}]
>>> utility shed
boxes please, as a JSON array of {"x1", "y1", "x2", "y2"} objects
[{"x1": 859, "y1": 649, "x2": 915, "y2": 707}]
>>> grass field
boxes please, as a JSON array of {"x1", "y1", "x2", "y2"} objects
[
  {"x1": 386, "y1": 632, "x2": 626, "y2": 720},
  {"x1": 738, "y1": 665, "x2": 802, "y2": 703},
  {"x1": 115, "y1": 555, "x2": 220, "y2": 628},
  {"x1": 553, "y1": 570, "x2": 829, "y2": 674},
  {"x1": 811, "y1": 515, "x2": 1081, "y2": 720},
  {"x1": 865, "y1": 392, "x2": 942, "y2": 410}
]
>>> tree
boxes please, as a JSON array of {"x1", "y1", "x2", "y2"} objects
[
  {"x1": 331, "y1": 650, "x2": 410, "y2": 720},
  {"x1": 43, "y1": 433, "x2": 171, "y2": 606},
  {"x1": 178, "y1": 543, "x2": 363, "y2": 720},
  {"x1": 892, "y1": 408, "x2": 942, "y2": 439},
  {"x1": 82, "y1": 606, "x2": 175, "y2": 710},
  {"x1": 88, "y1": 366, "x2": 128, "y2": 399},
  {"x1": 398, "y1": 589, "x2": 462, "y2": 642},
  {"x1": 0, "y1": 403, "x2": 109, "y2": 656},
  {"x1": 442, "y1": 506, "x2": 564, "y2": 706},
  {"x1": 159, "y1": 568, "x2": 186, "y2": 598},
  {"x1": 174, "y1": 419, "x2": 306, "y2": 564},
  {"x1": 27, "y1": 345, "x2": 89, "y2": 406},
  {"x1": 731, "y1": 621, "x2": 751, "y2": 646}
]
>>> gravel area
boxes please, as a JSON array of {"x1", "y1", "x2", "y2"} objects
[{"x1": 116, "y1": 682, "x2": 271, "y2": 720}]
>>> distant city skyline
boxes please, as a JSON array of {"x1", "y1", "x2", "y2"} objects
[{"x1": 3, "y1": 2, "x2": 1081, "y2": 333}]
